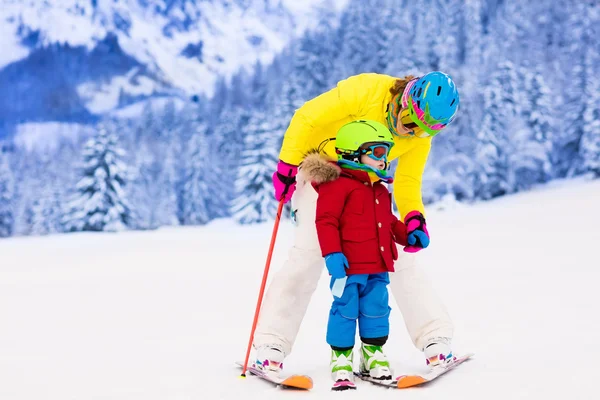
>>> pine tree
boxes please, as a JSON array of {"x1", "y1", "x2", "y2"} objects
[
  {"x1": 231, "y1": 113, "x2": 279, "y2": 224},
  {"x1": 30, "y1": 174, "x2": 63, "y2": 236},
  {"x1": 179, "y1": 124, "x2": 226, "y2": 225},
  {"x1": 334, "y1": 0, "x2": 379, "y2": 78},
  {"x1": 550, "y1": 2, "x2": 591, "y2": 177},
  {"x1": 64, "y1": 124, "x2": 133, "y2": 232},
  {"x1": 0, "y1": 153, "x2": 14, "y2": 238},
  {"x1": 474, "y1": 62, "x2": 518, "y2": 199},
  {"x1": 575, "y1": 4, "x2": 600, "y2": 177},
  {"x1": 180, "y1": 132, "x2": 211, "y2": 225},
  {"x1": 579, "y1": 52, "x2": 600, "y2": 177},
  {"x1": 520, "y1": 67, "x2": 554, "y2": 186}
]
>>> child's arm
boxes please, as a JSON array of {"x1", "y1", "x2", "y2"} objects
[
  {"x1": 315, "y1": 182, "x2": 346, "y2": 257},
  {"x1": 389, "y1": 193, "x2": 408, "y2": 246},
  {"x1": 392, "y1": 218, "x2": 408, "y2": 246}
]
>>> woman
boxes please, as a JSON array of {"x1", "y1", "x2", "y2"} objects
[{"x1": 253, "y1": 72, "x2": 459, "y2": 376}]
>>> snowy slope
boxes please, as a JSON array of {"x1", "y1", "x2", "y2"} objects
[{"x1": 0, "y1": 178, "x2": 599, "y2": 399}]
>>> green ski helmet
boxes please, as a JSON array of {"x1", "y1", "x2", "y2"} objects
[{"x1": 335, "y1": 119, "x2": 395, "y2": 163}]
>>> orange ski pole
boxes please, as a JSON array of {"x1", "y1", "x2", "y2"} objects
[{"x1": 240, "y1": 198, "x2": 285, "y2": 377}]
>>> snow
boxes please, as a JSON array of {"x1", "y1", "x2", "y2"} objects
[
  {"x1": 0, "y1": 17, "x2": 30, "y2": 68},
  {"x1": 13, "y1": 122, "x2": 92, "y2": 152},
  {"x1": 109, "y1": 97, "x2": 186, "y2": 119},
  {"x1": 0, "y1": 178, "x2": 599, "y2": 399},
  {"x1": 0, "y1": 0, "x2": 342, "y2": 95},
  {"x1": 77, "y1": 68, "x2": 159, "y2": 114}
]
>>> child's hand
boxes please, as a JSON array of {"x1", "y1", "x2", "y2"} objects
[
  {"x1": 324, "y1": 252, "x2": 349, "y2": 279},
  {"x1": 404, "y1": 211, "x2": 430, "y2": 253}
]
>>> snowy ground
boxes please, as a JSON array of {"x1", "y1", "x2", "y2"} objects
[{"x1": 1, "y1": 178, "x2": 599, "y2": 399}]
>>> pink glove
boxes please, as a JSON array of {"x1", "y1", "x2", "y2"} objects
[
  {"x1": 272, "y1": 160, "x2": 298, "y2": 203},
  {"x1": 403, "y1": 211, "x2": 430, "y2": 253}
]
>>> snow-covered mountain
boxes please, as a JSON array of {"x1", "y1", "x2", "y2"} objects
[{"x1": 0, "y1": 0, "x2": 346, "y2": 134}]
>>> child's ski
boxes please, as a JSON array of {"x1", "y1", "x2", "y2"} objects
[
  {"x1": 235, "y1": 362, "x2": 313, "y2": 390},
  {"x1": 354, "y1": 353, "x2": 474, "y2": 389}
]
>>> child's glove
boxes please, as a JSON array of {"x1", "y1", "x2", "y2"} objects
[
  {"x1": 272, "y1": 160, "x2": 298, "y2": 203},
  {"x1": 325, "y1": 252, "x2": 350, "y2": 298},
  {"x1": 325, "y1": 252, "x2": 349, "y2": 278},
  {"x1": 404, "y1": 211, "x2": 430, "y2": 253}
]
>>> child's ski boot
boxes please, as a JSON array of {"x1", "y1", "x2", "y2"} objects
[
  {"x1": 330, "y1": 348, "x2": 357, "y2": 391},
  {"x1": 359, "y1": 343, "x2": 393, "y2": 380}
]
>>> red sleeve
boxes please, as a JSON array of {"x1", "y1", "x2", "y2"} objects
[
  {"x1": 315, "y1": 181, "x2": 346, "y2": 257},
  {"x1": 392, "y1": 219, "x2": 408, "y2": 246},
  {"x1": 389, "y1": 193, "x2": 408, "y2": 246}
]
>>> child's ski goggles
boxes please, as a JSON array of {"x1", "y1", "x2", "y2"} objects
[{"x1": 360, "y1": 144, "x2": 390, "y2": 161}]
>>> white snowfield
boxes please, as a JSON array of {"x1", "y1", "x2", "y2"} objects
[{"x1": 0, "y1": 178, "x2": 599, "y2": 399}]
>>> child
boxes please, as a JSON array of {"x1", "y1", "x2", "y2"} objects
[{"x1": 301, "y1": 119, "x2": 409, "y2": 388}]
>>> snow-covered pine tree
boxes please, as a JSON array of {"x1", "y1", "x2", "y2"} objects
[
  {"x1": 294, "y1": 24, "x2": 337, "y2": 100},
  {"x1": 550, "y1": 2, "x2": 591, "y2": 177},
  {"x1": 179, "y1": 122, "x2": 226, "y2": 225},
  {"x1": 231, "y1": 113, "x2": 279, "y2": 224},
  {"x1": 179, "y1": 132, "x2": 211, "y2": 225},
  {"x1": 474, "y1": 62, "x2": 519, "y2": 199},
  {"x1": 0, "y1": 153, "x2": 14, "y2": 238},
  {"x1": 30, "y1": 163, "x2": 63, "y2": 236},
  {"x1": 516, "y1": 67, "x2": 554, "y2": 188},
  {"x1": 30, "y1": 190, "x2": 62, "y2": 236},
  {"x1": 64, "y1": 123, "x2": 133, "y2": 232},
  {"x1": 579, "y1": 52, "x2": 600, "y2": 178},
  {"x1": 576, "y1": 5, "x2": 600, "y2": 178},
  {"x1": 333, "y1": 0, "x2": 380, "y2": 78}
]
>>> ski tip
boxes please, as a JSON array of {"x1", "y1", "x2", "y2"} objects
[
  {"x1": 282, "y1": 375, "x2": 314, "y2": 390},
  {"x1": 397, "y1": 375, "x2": 427, "y2": 388}
]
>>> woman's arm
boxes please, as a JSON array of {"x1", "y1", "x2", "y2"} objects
[
  {"x1": 279, "y1": 75, "x2": 370, "y2": 166},
  {"x1": 392, "y1": 139, "x2": 432, "y2": 220}
]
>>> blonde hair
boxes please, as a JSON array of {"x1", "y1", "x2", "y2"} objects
[{"x1": 389, "y1": 75, "x2": 417, "y2": 96}]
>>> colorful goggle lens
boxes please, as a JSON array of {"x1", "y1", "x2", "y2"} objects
[{"x1": 362, "y1": 144, "x2": 390, "y2": 161}]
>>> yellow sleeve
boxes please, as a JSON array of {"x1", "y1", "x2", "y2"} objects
[
  {"x1": 392, "y1": 139, "x2": 432, "y2": 221},
  {"x1": 278, "y1": 76, "x2": 366, "y2": 165}
]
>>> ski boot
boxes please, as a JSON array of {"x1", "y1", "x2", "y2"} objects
[
  {"x1": 253, "y1": 343, "x2": 285, "y2": 376},
  {"x1": 423, "y1": 337, "x2": 456, "y2": 369},
  {"x1": 359, "y1": 343, "x2": 393, "y2": 380},
  {"x1": 330, "y1": 348, "x2": 356, "y2": 391}
]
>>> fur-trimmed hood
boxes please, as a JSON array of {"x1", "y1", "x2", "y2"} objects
[{"x1": 299, "y1": 151, "x2": 341, "y2": 184}]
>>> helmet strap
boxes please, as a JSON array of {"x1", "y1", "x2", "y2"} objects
[{"x1": 340, "y1": 152, "x2": 361, "y2": 164}]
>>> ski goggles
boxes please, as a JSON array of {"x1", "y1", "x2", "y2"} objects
[
  {"x1": 399, "y1": 108, "x2": 430, "y2": 138},
  {"x1": 360, "y1": 144, "x2": 391, "y2": 161}
]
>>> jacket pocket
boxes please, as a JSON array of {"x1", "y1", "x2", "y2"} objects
[
  {"x1": 341, "y1": 227, "x2": 375, "y2": 242},
  {"x1": 341, "y1": 228, "x2": 378, "y2": 264}
]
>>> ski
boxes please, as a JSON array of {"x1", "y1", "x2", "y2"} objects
[
  {"x1": 235, "y1": 362, "x2": 313, "y2": 390},
  {"x1": 396, "y1": 353, "x2": 474, "y2": 388},
  {"x1": 354, "y1": 353, "x2": 474, "y2": 389},
  {"x1": 353, "y1": 373, "x2": 398, "y2": 388}
]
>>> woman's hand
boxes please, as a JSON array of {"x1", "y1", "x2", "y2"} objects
[{"x1": 272, "y1": 160, "x2": 298, "y2": 203}]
